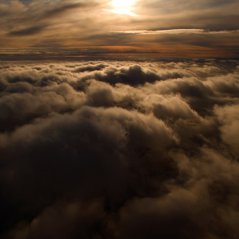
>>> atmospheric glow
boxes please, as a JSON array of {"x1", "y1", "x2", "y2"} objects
[{"x1": 111, "y1": 0, "x2": 137, "y2": 16}]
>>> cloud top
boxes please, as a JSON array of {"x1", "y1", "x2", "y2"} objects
[{"x1": 0, "y1": 60, "x2": 239, "y2": 239}]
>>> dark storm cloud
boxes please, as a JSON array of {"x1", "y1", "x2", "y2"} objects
[{"x1": 0, "y1": 60, "x2": 239, "y2": 239}]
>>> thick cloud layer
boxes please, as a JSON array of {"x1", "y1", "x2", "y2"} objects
[{"x1": 0, "y1": 60, "x2": 239, "y2": 239}]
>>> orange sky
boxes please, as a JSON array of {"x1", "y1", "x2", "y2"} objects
[{"x1": 0, "y1": 0, "x2": 239, "y2": 58}]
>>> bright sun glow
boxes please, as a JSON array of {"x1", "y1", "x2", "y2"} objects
[{"x1": 111, "y1": 0, "x2": 137, "y2": 16}]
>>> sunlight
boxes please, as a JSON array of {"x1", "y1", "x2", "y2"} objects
[{"x1": 111, "y1": 0, "x2": 137, "y2": 16}]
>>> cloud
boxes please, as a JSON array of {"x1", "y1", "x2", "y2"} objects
[
  {"x1": 81, "y1": 64, "x2": 186, "y2": 86},
  {"x1": 118, "y1": 147, "x2": 239, "y2": 239},
  {"x1": 0, "y1": 0, "x2": 239, "y2": 57},
  {"x1": 42, "y1": 2, "x2": 90, "y2": 19},
  {"x1": 214, "y1": 103, "x2": 239, "y2": 155},
  {"x1": 8, "y1": 25, "x2": 46, "y2": 36},
  {"x1": 74, "y1": 64, "x2": 107, "y2": 73},
  {"x1": 0, "y1": 60, "x2": 239, "y2": 239}
]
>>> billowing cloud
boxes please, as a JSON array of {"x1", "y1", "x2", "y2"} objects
[{"x1": 0, "y1": 60, "x2": 239, "y2": 239}]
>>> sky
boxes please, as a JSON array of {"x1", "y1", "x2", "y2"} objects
[
  {"x1": 0, "y1": 1, "x2": 239, "y2": 238},
  {"x1": 0, "y1": 0, "x2": 239, "y2": 58}
]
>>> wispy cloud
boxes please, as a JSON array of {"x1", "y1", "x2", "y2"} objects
[{"x1": 0, "y1": 0, "x2": 238, "y2": 57}]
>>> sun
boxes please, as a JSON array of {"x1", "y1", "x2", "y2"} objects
[{"x1": 111, "y1": 0, "x2": 137, "y2": 16}]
